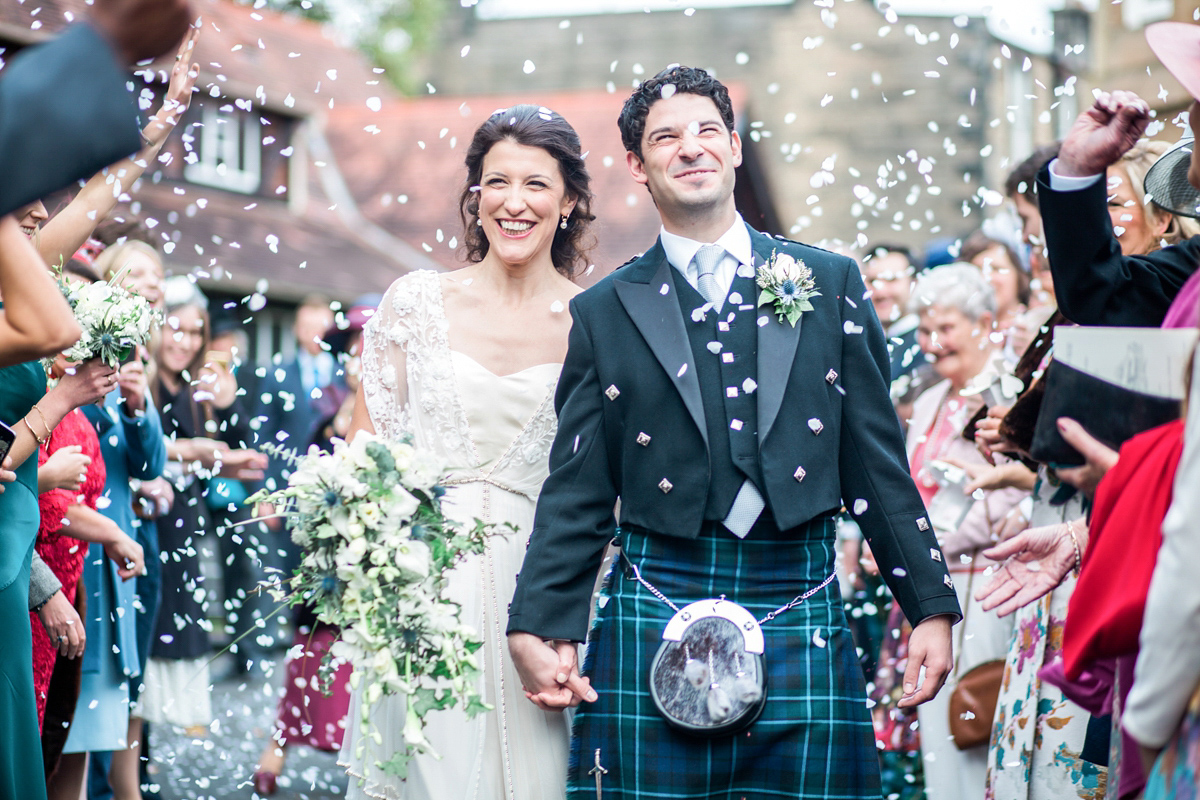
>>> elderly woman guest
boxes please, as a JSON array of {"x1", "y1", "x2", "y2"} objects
[{"x1": 901, "y1": 263, "x2": 1027, "y2": 800}]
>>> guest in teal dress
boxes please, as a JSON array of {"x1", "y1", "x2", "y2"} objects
[{"x1": 0, "y1": 355, "x2": 119, "y2": 800}]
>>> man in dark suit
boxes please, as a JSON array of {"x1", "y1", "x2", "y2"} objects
[
  {"x1": 507, "y1": 66, "x2": 959, "y2": 798},
  {"x1": 1036, "y1": 22, "x2": 1200, "y2": 328},
  {"x1": 0, "y1": 0, "x2": 190, "y2": 216}
]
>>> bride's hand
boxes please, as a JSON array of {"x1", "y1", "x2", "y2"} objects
[{"x1": 508, "y1": 632, "x2": 596, "y2": 711}]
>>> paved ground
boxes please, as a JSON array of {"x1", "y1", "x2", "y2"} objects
[{"x1": 150, "y1": 653, "x2": 349, "y2": 800}]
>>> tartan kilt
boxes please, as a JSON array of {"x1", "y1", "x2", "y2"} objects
[{"x1": 569, "y1": 520, "x2": 881, "y2": 800}]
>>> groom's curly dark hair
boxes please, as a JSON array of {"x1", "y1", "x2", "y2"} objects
[{"x1": 618, "y1": 65, "x2": 736, "y2": 160}]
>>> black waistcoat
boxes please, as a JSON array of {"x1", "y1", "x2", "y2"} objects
[{"x1": 670, "y1": 264, "x2": 764, "y2": 520}]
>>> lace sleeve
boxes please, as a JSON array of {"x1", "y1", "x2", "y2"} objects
[{"x1": 360, "y1": 274, "x2": 419, "y2": 439}]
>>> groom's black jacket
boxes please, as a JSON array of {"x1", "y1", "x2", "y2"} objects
[{"x1": 508, "y1": 224, "x2": 961, "y2": 642}]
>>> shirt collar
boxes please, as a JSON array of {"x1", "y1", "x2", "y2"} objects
[{"x1": 659, "y1": 213, "x2": 752, "y2": 273}]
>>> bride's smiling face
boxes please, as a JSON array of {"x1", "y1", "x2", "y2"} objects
[{"x1": 478, "y1": 139, "x2": 575, "y2": 269}]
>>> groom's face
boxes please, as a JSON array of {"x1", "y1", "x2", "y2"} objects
[{"x1": 627, "y1": 92, "x2": 742, "y2": 222}]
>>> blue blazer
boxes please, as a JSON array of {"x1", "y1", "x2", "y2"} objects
[
  {"x1": 252, "y1": 358, "x2": 342, "y2": 490},
  {"x1": 0, "y1": 24, "x2": 141, "y2": 216},
  {"x1": 79, "y1": 389, "x2": 166, "y2": 676}
]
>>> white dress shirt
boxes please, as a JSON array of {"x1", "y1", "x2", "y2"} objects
[
  {"x1": 659, "y1": 214, "x2": 753, "y2": 312},
  {"x1": 1046, "y1": 159, "x2": 1104, "y2": 192}
]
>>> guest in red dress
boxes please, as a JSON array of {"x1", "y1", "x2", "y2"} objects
[{"x1": 30, "y1": 408, "x2": 106, "y2": 729}]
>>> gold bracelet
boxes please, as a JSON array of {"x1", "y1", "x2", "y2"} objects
[
  {"x1": 1065, "y1": 519, "x2": 1083, "y2": 578},
  {"x1": 29, "y1": 404, "x2": 53, "y2": 441},
  {"x1": 22, "y1": 415, "x2": 47, "y2": 446}
]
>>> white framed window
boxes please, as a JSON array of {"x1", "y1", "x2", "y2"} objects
[{"x1": 184, "y1": 105, "x2": 262, "y2": 194}]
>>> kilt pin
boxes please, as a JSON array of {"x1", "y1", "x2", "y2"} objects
[{"x1": 508, "y1": 222, "x2": 962, "y2": 799}]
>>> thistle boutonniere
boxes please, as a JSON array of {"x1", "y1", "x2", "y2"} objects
[{"x1": 756, "y1": 251, "x2": 820, "y2": 327}]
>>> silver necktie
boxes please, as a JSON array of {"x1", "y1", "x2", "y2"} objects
[{"x1": 691, "y1": 244, "x2": 726, "y2": 311}]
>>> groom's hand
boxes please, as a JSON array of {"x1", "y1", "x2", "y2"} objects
[
  {"x1": 508, "y1": 632, "x2": 597, "y2": 711},
  {"x1": 896, "y1": 614, "x2": 954, "y2": 708}
]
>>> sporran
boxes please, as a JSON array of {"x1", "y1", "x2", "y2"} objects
[{"x1": 623, "y1": 552, "x2": 835, "y2": 738}]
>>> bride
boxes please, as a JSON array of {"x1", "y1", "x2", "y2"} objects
[{"x1": 339, "y1": 105, "x2": 596, "y2": 800}]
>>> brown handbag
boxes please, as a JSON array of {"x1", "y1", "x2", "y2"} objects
[
  {"x1": 947, "y1": 659, "x2": 1004, "y2": 750},
  {"x1": 946, "y1": 544, "x2": 1005, "y2": 751}
]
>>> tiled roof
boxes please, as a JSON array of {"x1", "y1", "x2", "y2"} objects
[
  {"x1": 1, "y1": 0, "x2": 427, "y2": 299},
  {"x1": 327, "y1": 84, "x2": 749, "y2": 287},
  {"x1": 0, "y1": 0, "x2": 384, "y2": 115}
]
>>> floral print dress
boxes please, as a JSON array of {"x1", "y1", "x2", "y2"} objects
[{"x1": 985, "y1": 483, "x2": 1107, "y2": 800}]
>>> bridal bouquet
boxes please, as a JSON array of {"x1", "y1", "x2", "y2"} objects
[
  {"x1": 249, "y1": 433, "x2": 496, "y2": 778},
  {"x1": 58, "y1": 274, "x2": 158, "y2": 368}
]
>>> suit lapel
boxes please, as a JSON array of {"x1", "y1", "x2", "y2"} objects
[
  {"x1": 752, "y1": 232, "x2": 804, "y2": 449},
  {"x1": 614, "y1": 244, "x2": 708, "y2": 447}
]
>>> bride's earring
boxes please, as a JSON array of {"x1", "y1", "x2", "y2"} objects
[
  {"x1": 559, "y1": 215, "x2": 568, "y2": 230},
  {"x1": 476, "y1": 218, "x2": 483, "y2": 227}
]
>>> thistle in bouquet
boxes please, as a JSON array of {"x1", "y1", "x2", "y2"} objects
[
  {"x1": 54, "y1": 261, "x2": 160, "y2": 369},
  {"x1": 249, "y1": 432, "x2": 505, "y2": 779}
]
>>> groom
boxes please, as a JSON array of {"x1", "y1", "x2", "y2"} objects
[{"x1": 508, "y1": 66, "x2": 959, "y2": 797}]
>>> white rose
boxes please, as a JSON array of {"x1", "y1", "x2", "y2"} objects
[
  {"x1": 394, "y1": 540, "x2": 431, "y2": 580},
  {"x1": 358, "y1": 502, "x2": 382, "y2": 527}
]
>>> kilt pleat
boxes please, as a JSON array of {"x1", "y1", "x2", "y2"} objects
[{"x1": 568, "y1": 520, "x2": 882, "y2": 799}]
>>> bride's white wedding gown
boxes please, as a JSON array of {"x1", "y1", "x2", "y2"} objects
[{"x1": 340, "y1": 271, "x2": 569, "y2": 800}]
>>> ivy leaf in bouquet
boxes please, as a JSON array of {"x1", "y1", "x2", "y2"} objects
[{"x1": 249, "y1": 432, "x2": 508, "y2": 779}]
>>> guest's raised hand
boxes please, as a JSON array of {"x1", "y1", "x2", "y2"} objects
[
  {"x1": 117, "y1": 354, "x2": 149, "y2": 413},
  {"x1": 975, "y1": 522, "x2": 1080, "y2": 616},
  {"x1": 1054, "y1": 418, "x2": 1119, "y2": 498},
  {"x1": 39, "y1": 445, "x2": 91, "y2": 492},
  {"x1": 974, "y1": 405, "x2": 1016, "y2": 461},
  {"x1": 37, "y1": 590, "x2": 86, "y2": 659},
  {"x1": 141, "y1": 26, "x2": 200, "y2": 149},
  {"x1": 55, "y1": 358, "x2": 118, "y2": 408},
  {"x1": 89, "y1": 0, "x2": 191, "y2": 66},
  {"x1": 1057, "y1": 90, "x2": 1151, "y2": 177}
]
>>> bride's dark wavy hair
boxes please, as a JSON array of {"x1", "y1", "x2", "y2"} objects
[{"x1": 458, "y1": 104, "x2": 596, "y2": 277}]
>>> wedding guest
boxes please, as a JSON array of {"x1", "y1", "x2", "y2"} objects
[
  {"x1": 0, "y1": 314, "x2": 118, "y2": 799},
  {"x1": 69, "y1": 240, "x2": 170, "y2": 800},
  {"x1": 253, "y1": 304, "x2": 372, "y2": 795},
  {"x1": 339, "y1": 103, "x2": 595, "y2": 800},
  {"x1": 139, "y1": 280, "x2": 263, "y2": 734},
  {"x1": 960, "y1": 231, "x2": 1030, "y2": 355},
  {"x1": 903, "y1": 263, "x2": 1027, "y2": 800}
]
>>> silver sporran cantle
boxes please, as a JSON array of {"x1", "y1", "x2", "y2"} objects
[{"x1": 648, "y1": 597, "x2": 767, "y2": 737}]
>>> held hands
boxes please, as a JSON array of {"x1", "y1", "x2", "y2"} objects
[
  {"x1": 40, "y1": 445, "x2": 92, "y2": 492},
  {"x1": 508, "y1": 631, "x2": 597, "y2": 712},
  {"x1": 1058, "y1": 90, "x2": 1152, "y2": 177},
  {"x1": 37, "y1": 591, "x2": 86, "y2": 659},
  {"x1": 974, "y1": 520, "x2": 1084, "y2": 616},
  {"x1": 896, "y1": 614, "x2": 953, "y2": 708}
]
